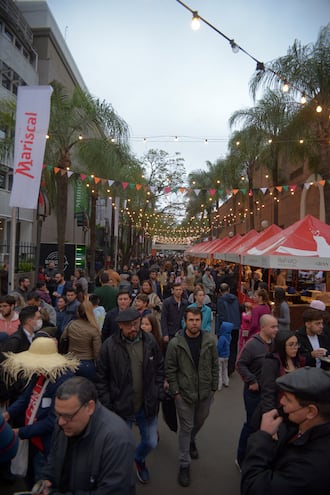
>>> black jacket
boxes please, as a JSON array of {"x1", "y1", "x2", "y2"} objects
[
  {"x1": 96, "y1": 331, "x2": 164, "y2": 420},
  {"x1": 296, "y1": 326, "x2": 330, "y2": 369},
  {"x1": 42, "y1": 402, "x2": 136, "y2": 495},
  {"x1": 242, "y1": 421, "x2": 330, "y2": 495},
  {"x1": 161, "y1": 296, "x2": 188, "y2": 338},
  {"x1": 101, "y1": 307, "x2": 120, "y2": 342}
]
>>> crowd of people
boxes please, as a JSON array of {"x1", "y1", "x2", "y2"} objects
[{"x1": 0, "y1": 256, "x2": 329, "y2": 494}]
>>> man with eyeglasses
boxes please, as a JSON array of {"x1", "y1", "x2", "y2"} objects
[
  {"x1": 97, "y1": 307, "x2": 164, "y2": 485},
  {"x1": 37, "y1": 376, "x2": 136, "y2": 495},
  {"x1": 242, "y1": 366, "x2": 330, "y2": 495}
]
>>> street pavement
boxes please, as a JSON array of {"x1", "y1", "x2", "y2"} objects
[{"x1": 137, "y1": 371, "x2": 245, "y2": 495}]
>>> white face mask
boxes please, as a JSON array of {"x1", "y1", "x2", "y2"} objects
[{"x1": 34, "y1": 319, "x2": 43, "y2": 332}]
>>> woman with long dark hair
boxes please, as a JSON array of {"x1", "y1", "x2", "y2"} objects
[
  {"x1": 141, "y1": 313, "x2": 163, "y2": 352},
  {"x1": 260, "y1": 330, "x2": 305, "y2": 415}
]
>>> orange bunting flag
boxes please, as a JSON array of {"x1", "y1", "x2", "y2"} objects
[
  {"x1": 54, "y1": 167, "x2": 60, "y2": 174},
  {"x1": 136, "y1": 183, "x2": 142, "y2": 190},
  {"x1": 275, "y1": 186, "x2": 282, "y2": 192},
  {"x1": 232, "y1": 189, "x2": 239, "y2": 195}
]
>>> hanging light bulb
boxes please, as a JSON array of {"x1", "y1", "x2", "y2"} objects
[
  {"x1": 191, "y1": 11, "x2": 200, "y2": 30},
  {"x1": 230, "y1": 39, "x2": 240, "y2": 54},
  {"x1": 300, "y1": 93, "x2": 307, "y2": 104},
  {"x1": 282, "y1": 80, "x2": 289, "y2": 93},
  {"x1": 316, "y1": 105, "x2": 322, "y2": 113}
]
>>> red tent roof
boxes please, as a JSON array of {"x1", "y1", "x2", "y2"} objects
[
  {"x1": 242, "y1": 215, "x2": 330, "y2": 270},
  {"x1": 219, "y1": 229, "x2": 259, "y2": 263}
]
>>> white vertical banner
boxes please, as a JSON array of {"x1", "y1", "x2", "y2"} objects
[{"x1": 9, "y1": 85, "x2": 53, "y2": 209}]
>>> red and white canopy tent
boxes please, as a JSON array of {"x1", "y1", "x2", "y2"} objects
[
  {"x1": 214, "y1": 229, "x2": 259, "y2": 263},
  {"x1": 241, "y1": 215, "x2": 330, "y2": 271}
]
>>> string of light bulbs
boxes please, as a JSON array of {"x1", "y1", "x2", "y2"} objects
[{"x1": 176, "y1": 0, "x2": 324, "y2": 112}]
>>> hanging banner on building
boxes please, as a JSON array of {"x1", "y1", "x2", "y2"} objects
[{"x1": 9, "y1": 85, "x2": 53, "y2": 209}]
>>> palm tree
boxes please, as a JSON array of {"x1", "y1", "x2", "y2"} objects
[
  {"x1": 226, "y1": 126, "x2": 266, "y2": 230},
  {"x1": 249, "y1": 23, "x2": 330, "y2": 222},
  {"x1": 44, "y1": 82, "x2": 129, "y2": 271},
  {"x1": 229, "y1": 90, "x2": 297, "y2": 225}
]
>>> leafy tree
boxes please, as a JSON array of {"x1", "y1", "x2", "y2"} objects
[
  {"x1": 229, "y1": 90, "x2": 297, "y2": 225},
  {"x1": 250, "y1": 23, "x2": 330, "y2": 222},
  {"x1": 44, "y1": 81, "x2": 129, "y2": 271}
]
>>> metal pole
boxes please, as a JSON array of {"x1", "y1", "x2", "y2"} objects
[{"x1": 8, "y1": 207, "x2": 17, "y2": 292}]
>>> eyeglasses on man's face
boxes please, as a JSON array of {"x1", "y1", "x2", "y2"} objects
[{"x1": 55, "y1": 402, "x2": 86, "y2": 422}]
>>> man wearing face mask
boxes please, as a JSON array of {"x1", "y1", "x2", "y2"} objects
[{"x1": 242, "y1": 367, "x2": 330, "y2": 495}]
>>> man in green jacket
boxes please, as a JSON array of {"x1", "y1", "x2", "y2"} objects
[{"x1": 165, "y1": 307, "x2": 218, "y2": 487}]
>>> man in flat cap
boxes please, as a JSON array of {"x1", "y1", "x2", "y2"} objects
[
  {"x1": 241, "y1": 367, "x2": 330, "y2": 495},
  {"x1": 96, "y1": 307, "x2": 164, "y2": 485}
]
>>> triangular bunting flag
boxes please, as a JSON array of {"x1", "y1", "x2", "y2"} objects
[
  {"x1": 319, "y1": 180, "x2": 325, "y2": 186},
  {"x1": 94, "y1": 177, "x2": 101, "y2": 184},
  {"x1": 80, "y1": 174, "x2": 87, "y2": 181},
  {"x1": 209, "y1": 189, "x2": 216, "y2": 196},
  {"x1": 108, "y1": 180, "x2": 114, "y2": 187},
  {"x1": 54, "y1": 167, "x2": 60, "y2": 174},
  {"x1": 289, "y1": 184, "x2": 297, "y2": 192},
  {"x1": 67, "y1": 171, "x2": 74, "y2": 178},
  {"x1": 248, "y1": 189, "x2": 253, "y2": 197},
  {"x1": 179, "y1": 187, "x2": 185, "y2": 194},
  {"x1": 275, "y1": 186, "x2": 282, "y2": 192},
  {"x1": 304, "y1": 182, "x2": 311, "y2": 190},
  {"x1": 136, "y1": 183, "x2": 142, "y2": 190},
  {"x1": 60, "y1": 169, "x2": 66, "y2": 176},
  {"x1": 232, "y1": 189, "x2": 239, "y2": 195},
  {"x1": 260, "y1": 187, "x2": 267, "y2": 194},
  {"x1": 149, "y1": 186, "x2": 157, "y2": 194},
  {"x1": 194, "y1": 189, "x2": 200, "y2": 196},
  {"x1": 282, "y1": 185, "x2": 289, "y2": 192},
  {"x1": 164, "y1": 186, "x2": 171, "y2": 194},
  {"x1": 240, "y1": 188, "x2": 247, "y2": 195},
  {"x1": 122, "y1": 182, "x2": 128, "y2": 189}
]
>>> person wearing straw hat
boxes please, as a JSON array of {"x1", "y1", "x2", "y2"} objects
[{"x1": 1, "y1": 336, "x2": 79, "y2": 488}]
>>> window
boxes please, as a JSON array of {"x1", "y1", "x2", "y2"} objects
[
  {"x1": 0, "y1": 172, "x2": 6, "y2": 189},
  {"x1": 4, "y1": 27, "x2": 13, "y2": 42}
]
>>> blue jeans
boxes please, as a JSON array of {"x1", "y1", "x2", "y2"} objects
[
  {"x1": 126, "y1": 408, "x2": 158, "y2": 463},
  {"x1": 76, "y1": 360, "x2": 97, "y2": 382},
  {"x1": 236, "y1": 384, "x2": 261, "y2": 465}
]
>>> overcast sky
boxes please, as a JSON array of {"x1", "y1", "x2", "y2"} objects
[{"x1": 46, "y1": 0, "x2": 329, "y2": 176}]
